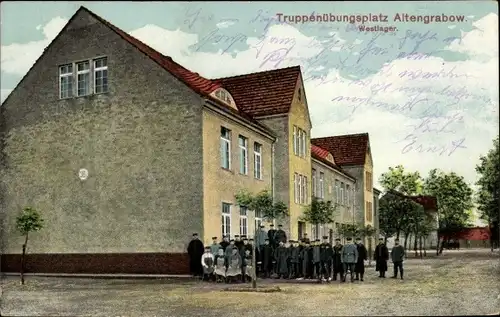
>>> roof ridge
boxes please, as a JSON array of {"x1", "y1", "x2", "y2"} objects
[
  {"x1": 312, "y1": 132, "x2": 369, "y2": 140},
  {"x1": 212, "y1": 65, "x2": 301, "y2": 81}
]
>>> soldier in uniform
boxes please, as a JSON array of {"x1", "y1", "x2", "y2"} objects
[
  {"x1": 260, "y1": 238, "x2": 274, "y2": 278},
  {"x1": 341, "y1": 237, "x2": 358, "y2": 282},
  {"x1": 275, "y1": 224, "x2": 287, "y2": 245},
  {"x1": 210, "y1": 236, "x2": 221, "y2": 256},
  {"x1": 312, "y1": 239, "x2": 321, "y2": 279},
  {"x1": 288, "y1": 240, "x2": 300, "y2": 279},
  {"x1": 374, "y1": 238, "x2": 389, "y2": 278},
  {"x1": 355, "y1": 237, "x2": 368, "y2": 281},
  {"x1": 274, "y1": 241, "x2": 289, "y2": 279},
  {"x1": 219, "y1": 235, "x2": 230, "y2": 252},
  {"x1": 320, "y1": 236, "x2": 333, "y2": 282},
  {"x1": 300, "y1": 240, "x2": 313, "y2": 279},
  {"x1": 332, "y1": 238, "x2": 344, "y2": 281},
  {"x1": 255, "y1": 225, "x2": 268, "y2": 251},
  {"x1": 268, "y1": 224, "x2": 277, "y2": 248}
]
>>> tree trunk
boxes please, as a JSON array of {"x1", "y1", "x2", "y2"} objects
[
  {"x1": 403, "y1": 232, "x2": 409, "y2": 250},
  {"x1": 413, "y1": 232, "x2": 418, "y2": 257},
  {"x1": 396, "y1": 230, "x2": 400, "y2": 240},
  {"x1": 419, "y1": 236, "x2": 423, "y2": 258},
  {"x1": 21, "y1": 233, "x2": 28, "y2": 285},
  {"x1": 252, "y1": 229, "x2": 257, "y2": 289}
]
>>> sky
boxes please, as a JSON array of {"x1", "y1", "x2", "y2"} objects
[{"x1": 1, "y1": 2, "x2": 498, "y2": 223}]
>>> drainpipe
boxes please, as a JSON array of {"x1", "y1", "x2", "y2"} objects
[{"x1": 271, "y1": 138, "x2": 277, "y2": 227}]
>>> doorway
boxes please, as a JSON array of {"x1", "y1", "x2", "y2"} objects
[{"x1": 298, "y1": 221, "x2": 305, "y2": 239}]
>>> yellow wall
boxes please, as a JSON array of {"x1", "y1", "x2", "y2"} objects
[
  {"x1": 202, "y1": 107, "x2": 273, "y2": 246},
  {"x1": 287, "y1": 79, "x2": 312, "y2": 240},
  {"x1": 363, "y1": 151, "x2": 374, "y2": 226}
]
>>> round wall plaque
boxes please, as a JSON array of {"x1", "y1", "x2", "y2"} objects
[{"x1": 78, "y1": 168, "x2": 89, "y2": 180}]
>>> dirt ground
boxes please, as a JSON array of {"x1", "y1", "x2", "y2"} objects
[{"x1": 1, "y1": 249, "x2": 499, "y2": 316}]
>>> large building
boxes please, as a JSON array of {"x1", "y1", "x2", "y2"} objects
[{"x1": 0, "y1": 7, "x2": 376, "y2": 274}]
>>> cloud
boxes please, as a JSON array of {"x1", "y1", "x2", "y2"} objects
[
  {"x1": 1, "y1": 17, "x2": 68, "y2": 76},
  {"x1": 1, "y1": 89, "x2": 12, "y2": 103}
]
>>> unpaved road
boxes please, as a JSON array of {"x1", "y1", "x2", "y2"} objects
[{"x1": 1, "y1": 249, "x2": 499, "y2": 316}]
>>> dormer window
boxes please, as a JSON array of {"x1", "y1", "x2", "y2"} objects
[
  {"x1": 326, "y1": 153, "x2": 334, "y2": 163},
  {"x1": 211, "y1": 88, "x2": 237, "y2": 110}
]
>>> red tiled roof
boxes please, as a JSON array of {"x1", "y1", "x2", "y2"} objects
[
  {"x1": 310, "y1": 145, "x2": 356, "y2": 180},
  {"x1": 212, "y1": 66, "x2": 301, "y2": 117},
  {"x1": 453, "y1": 227, "x2": 491, "y2": 241},
  {"x1": 408, "y1": 195, "x2": 438, "y2": 211},
  {"x1": 82, "y1": 7, "x2": 220, "y2": 95},
  {"x1": 311, "y1": 133, "x2": 370, "y2": 166}
]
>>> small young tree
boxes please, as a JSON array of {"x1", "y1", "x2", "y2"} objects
[
  {"x1": 235, "y1": 189, "x2": 288, "y2": 288},
  {"x1": 338, "y1": 223, "x2": 360, "y2": 242},
  {"x1": 300, "y1": 197, "x2": 338, "y2": 239},
  {"x1": 360, "y1": 225, "x2": 377, "y2": 266},
  {"x1": 15, "y1": 206, "x2": 44, "y2": 285}
]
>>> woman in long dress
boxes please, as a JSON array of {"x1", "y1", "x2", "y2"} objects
[
  {"x1": 201, "y1": 247, "x2": 215, "y2": 281},
  {"x1": 214, "y1": 249, "x2": 227, "y2": 283},
  {"x1": 226, "y1": 248, "x2": 242, "y2": 283}
]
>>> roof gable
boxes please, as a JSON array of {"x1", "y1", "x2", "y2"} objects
[
  {"x1": 311, "y1": 133, "x2": 370, "y2": 166},
  {"x1": 212, "y1": 66, "x2": 301, "y2": 117}
]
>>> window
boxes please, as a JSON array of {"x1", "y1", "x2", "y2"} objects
[
  {"x1": 215, "y1": 89, "x2": 232, "y2": 104},
  {"x1": 254, "y1": 143, "x2": 262, "y2": 179},
  {"x1": 59, "y1": 64, "x2": 73, "y2": 99},
  {"x1": 239, "y1": 206, "x2": 248, "y2": 236},
  {"x1": 220, "y1": 127, "x2": 231, "y2": 169},
  {"x1": 294, "y1": 173, "x2": 299, "y2": 204},
  {"x1": 94, "y1": 57, "x2": 108, "y2": 94},
  {"x1": 365, "y1": 171, "x2": 372, "y2": 192},
  {"x1": 319, "y1": 172, "x2": 325, "y2": 199},
  {"x1": 365, "y1": 201, "x2": 373, "y2": 222},
  {"x1": 346, "y1": 184, "x2": 351, "y2": 206},
  {"x1": 335, "y1": 180, "x2": 340, "y2": 204},
  {"x1": 312, "y1": 169, "x2": 317, "y2": 197},
  {"x1": 340, "y1": 182, "x2": 345, "y2": 205},
  {"x1": 293, "y1": 126, "x2": 307, "y2": 158},
  {"x1": 298, "y1": 174, "x2": 303, "y2": 204},
  {"x1": 239, "y1": 136, "x2": 248, "y2": 175},
  {"x1": 222, "y1": 203, "x2": 231, "y2": 237},
  {"x1": 302, "y1": 176, "x2": 308, "y2": 204},
  {"x1": 76, "y1": 61, "x2": 90, "y2": 96},
  {"x1": 293, "y1": 126, "x2": 298, "y2": 155},
  {"x1": 255, "y1": 209, "x2": 263, "y2": 231}
]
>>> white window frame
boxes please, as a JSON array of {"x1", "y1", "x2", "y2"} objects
[
  {"x1": 293, "y1": 126, "x2": 298, "y2": 155},
  {"x1": 220, "y1": 127, "x2": 231, "y2": 169},
  {"x1": 340, "y1": 182, "x2": 345, "y2": 205},
  {"x1": 298, "y1": 174, "x2": 303, "y2": 204},
  {"x1": 294, "y1": 173, "x2": 299, "y2": 204},
  {"x1": 312, "y1": 169, "x2": 317, "y2": 197},
  {"x1": 59, "y1": 64, "x2": 73, "y2": 99},
  {"x1": 222, "y1": 203, "x2": 232, "y2": 238},
  {"x1": 93, "y1": 57, "x2": 108, "y2": 94},
  {"x1": 239, "y1": 135, "x2": 248, "y2": 175},
  {"x1": 254, "y1": 143, "x2": 262, "y2": 180},
  {"x1": 76, "y1": 61, "x2": 90, "y2": 97},
  {"x1": 346, "y1": 184, "x2": 351, "y2": 206},
  {"x1": 302, "y1": 175, "x2": 308, "y2": 204},
  {"x1": 239, "y1": 206, "x2": 248, "y2": 236},
  {"x1": 301, "y1": 130, "x2": 306, "y2": 157},
  {"x1": 335, "y1": 180, "x2": 340, "y2": 204},
  {"x1": 319, "y1": 172, "x2": 325, "y2": 199}
]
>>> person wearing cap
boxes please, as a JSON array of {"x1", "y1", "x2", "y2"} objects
[
  {"x1": 187, "y1": 233, "x2": 204, "y2": 277},
  {"x1": 210, "y1": 237, "x2": 221, "y2": 256},
  {"x1": 355, "y1": 237, "x2": 368, "y2": 281},
  {"x1": 391, "y1": 238, "x2": 405, "y2": 280},
  {"x1": 275, "y1": 224, "x2": 287, "y2": 245},
  {"x1": 332, "y1": 238, "x2": 344, "y2": 281},
  {"x1": 341, "y1": 237, "x2": 358, "y2": 282},
  {"x1": 260, "y1": 238, "x2": 274, "y2": 278},
  {"x1": 312, "y1": 239, "x2": 321, "y2": 280},
  {"x1": 374, "y1": 238, "x2": 389, "y2": 278},
  {"x1": 274, "y1": 240, "x2": 289, "y2": 278},
  {"x1": 220, "y1": 235, "x2": 230, "y2": 252},
  {"x1": 255, "y1": 225, "x2": 268, "y2": 250},
  {"x1": 268, "y1": 224, "x2": 277, "y2": 248},
  {"x1": 320, "y1": 235, "x2": 333, "y2": 282},
  {"x1": 225, "y1": 239, "x2": 237, "y2": 261},
  {"x1": 298, "y1": 240, "x2": 313, "y2": 280},
  {"x1": 201, "y1": 246, "x2": 215, "y2": 281},
  {"x1": 234, "y1": 235, "x2": 243, "y2": 251},
  {"x1": 288, "y1": 240, "x2": 300, "y2": 279}
]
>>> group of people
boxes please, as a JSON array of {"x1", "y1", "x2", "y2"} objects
[{"x1": 187, "y1": 224, "x2": 407, "y2": 284}]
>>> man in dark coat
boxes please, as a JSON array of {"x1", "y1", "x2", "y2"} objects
[
  {"x1": 187, "y1": 233, "x2": 204, "y2": 277},
  {"x1": 268, "y1": 224, "x2": 277, "y2": 248},
  {"x1": 332, "y1": 238, "x2": 344, "y2": 281},
  {"x1": 297, "y1": 240, "x2": 305, "y2": 278},
  {"x1": 374, "y1": 238, "x2": 389, "y2": 278},
  {"x1": 275, "y1": 224, "x2": 287, "y2": 245},
  {"x1": 260, "y1": 238, "x2": 274, "y2": 278},
  {"x1": 235, "y1": 235, "x2": 244, "y2": 251},
  {"x1": 288, "y1": 240, "x2": 300, "y2": 279},
  {"x1": 300, "y1": 241, "x2": 313, "y2": 279},
  {"x1": 391, "y1": 238, "x2": 405, "y2": 279},
  {"x1": 219, "y1": 235, "x2": 230, "y2": 252},
  {"x1": 274, "y1": 241, "x2": 289, "y2": 278},
  {"x1": 355, "y1": 237, "x2": 368, "y2": 281},
  {"x1": 320, "y1": 236, "x2": 333, "y2": 282},
  {"x1": 225, "y1": 239, "x2": 237, "y2": 261},
  {"x1": 312, "y1": 239, "x2": 321, "y2": 279}
]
